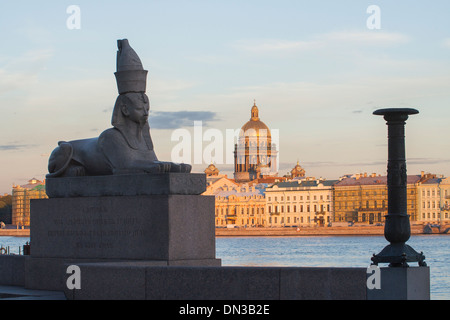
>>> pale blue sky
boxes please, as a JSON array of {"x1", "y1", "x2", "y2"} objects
[{"x1": 1, "y1": 1, "x2": 450, "y2": 193}]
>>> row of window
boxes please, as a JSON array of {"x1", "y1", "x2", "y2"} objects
[
  {"x1": 421, "y1": 189, "x2": 449, "y2": 197},
  {"x1": 359, "y1": 212, "x2": 383, "y2": 222},
  {"x1": 269, "y1": 216, "x2": 331, "y2": 224},
  {"x1": 216, "y1": 207, "x2": 265, "y2": 215},
  {"x1": 268, "y1": 204, "x2": 330, "y2": 213},
  {"x1": 217, "y1": 200, "x2": 448, "y2": 216},
  {"x1": 267, "y1": 194, "x2": 330, "y2": 202},
  {"x1": 336, "y1": 200, "x2": 387, "y2": 210},
  {"x1": 216, "y1": 218, "x2": 262, "y2": 226},
  {"x1": 422, "y1": 212, "x2": 449, "y2": 219},
  {"x1": 335, "y1": 190, "x2": 418, "y2": 197},
  {"x1": 335, "y1": 191, "x2": 387, "y2": 197},
  {"x1": 422, "y1": 200, "x2": 450, "y2": 209},
  {"x1": 336, "y1": 200, "x2": 416, "y2": 210}
]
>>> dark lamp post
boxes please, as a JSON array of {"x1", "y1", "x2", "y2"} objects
[{"x1": 371, "y1": 108, "x2": 426, "y2": 267}]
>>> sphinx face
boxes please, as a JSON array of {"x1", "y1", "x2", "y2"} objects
[{"x1": 122, "y1": 92, "x2": 150, "y2": 126}]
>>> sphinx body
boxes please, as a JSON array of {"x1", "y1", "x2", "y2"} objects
[
  {"x1": 47, "y1": 40, "x2": 191, "y2": 178},
  {"x1": 47, "y1": 93, "x2": 191, "y2": 177}
]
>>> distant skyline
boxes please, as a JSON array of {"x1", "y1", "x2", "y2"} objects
[{"x1": 1, "y1": 1, "x2": 450, "y2": 193}]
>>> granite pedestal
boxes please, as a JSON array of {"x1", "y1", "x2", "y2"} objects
[{"x1": 25, "y1": 173, "x2": 220, "y2": 291}]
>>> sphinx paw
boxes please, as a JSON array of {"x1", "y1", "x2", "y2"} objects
[
  {"x1": 181, "y1": 163, "x2": 192, "y2": 173},
  {"x1": 150, "y1": 161, "x2": 171, "y2": 173},
  {"x1": 64, "y1": 165, "x2": 86, "y2": 177}
]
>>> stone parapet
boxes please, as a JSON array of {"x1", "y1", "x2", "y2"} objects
[{"x1": 64, "y1": 264, "x2": 368, "y2": 300}]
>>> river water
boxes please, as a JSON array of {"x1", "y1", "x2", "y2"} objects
[
  {"x1": 216, "y1": 234, "x2": 449, "y2": 300},
  {"x1": 1, "y1": 235, "x2": 448, "y2": 300}
]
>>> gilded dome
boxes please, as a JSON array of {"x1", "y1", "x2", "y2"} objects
[
  {"x1": 204, "y1": 163, "x2": 220, "y2": 176},
  {"x1": 240, "y1": 102, "x2": 271, "y2": 138},
  {"x1": 291, "y1": 161, "x2": 305, "y2": 178}
]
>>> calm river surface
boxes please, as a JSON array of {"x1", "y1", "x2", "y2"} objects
[{"x1": 1, "y1": 235, "x2": 448, "y2": 300}]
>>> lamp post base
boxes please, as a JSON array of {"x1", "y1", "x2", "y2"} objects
[{"x1": 371, "y1": 243, "x2": 426, "y2": 267}]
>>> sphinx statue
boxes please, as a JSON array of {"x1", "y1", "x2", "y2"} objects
[{"x1": 47, "y1": 39, "x2": 191, "y2": 178}]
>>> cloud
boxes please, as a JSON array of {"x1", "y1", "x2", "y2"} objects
[
  {"x1": 150, "y1": 79, "x2": 198, "y2": 94},
  {"x1": 282, "y1": 160, "x2": 386, "y2": 168},
  {"x1": 233, "y1": 39, "x2": 322, "y2": 53},
  {"x1": 233, "y1": 31, "x2": 410, "y2": 54},
  {"x1": 322, "y1": 31, "x2": 410, "y2": 46},
  {"x1": 0, "y1": 49, "x2": 53, "y2": 94},
  {"x1": 279, "y1": 158, "x2": 450, "y2": 176},
  {"x1": 0, "y1": 144, "x2": 36, "y2": 151},
  {"x1": 407, "y1": 158, "x2": 450, "y2": 166},
  {"x1": 442, "y1": 38, "x2": 450, "y2": 48},
  {"x1": 149, "y1": 111, "x2": 219, "y2": 129}
]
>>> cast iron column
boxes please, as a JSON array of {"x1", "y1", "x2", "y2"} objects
[{"x1": 371, "y1": 108, "x2": 426, "y2": 267}]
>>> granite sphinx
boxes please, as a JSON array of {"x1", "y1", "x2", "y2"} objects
[{"x1": 47, "y1": 39, "x2": 191, "y2": 178}]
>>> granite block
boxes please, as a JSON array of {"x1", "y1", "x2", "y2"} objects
[
  {"x1": 280, "y1": 267, "x2": 367, "y2": 300},
  {"x1": 145, "y1": 266, "x2": 280, "y2": 300},
  {"x1": 45, "y1": 173, "x2": 206, "y2": 198},
  {"x1": 67, "y1": 262, "x2": 150, "y2": 300},
  {"x1": 0, "y1": 255, "x2": 26, "y2": 286},
  {"x1": 25, "y1": 257, "x2": 133, "y2": 291}
]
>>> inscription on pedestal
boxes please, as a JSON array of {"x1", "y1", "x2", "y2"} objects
[
  {"x1": 47, "y1": 216, "x2": 145, "y2": 251},
  {"x1": 31, "y1": 194, "x2": 216, "y2": 261}
]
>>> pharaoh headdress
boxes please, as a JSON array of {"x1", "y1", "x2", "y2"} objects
[{"x1": 111, "y1": 39, "x2": 153, "y2": 150}]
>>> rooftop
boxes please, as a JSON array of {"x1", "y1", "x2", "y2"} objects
[
  {"x1": 216, "y1": 184, "x2": 266, "y2": 198},
  {"x1": 268, "y1": 179, "x2": 339, "y2": 190},
  {"x1": 335, "y1": 175, "x2": 422, "y2": 187}
]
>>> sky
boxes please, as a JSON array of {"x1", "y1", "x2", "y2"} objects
[{"x1": 0, "y1": 0, "x2": 449, "y2": 194}]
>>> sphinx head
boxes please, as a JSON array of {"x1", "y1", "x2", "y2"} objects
[{"x1": 112, "y1": 92, "x2": 150, "y2": 127}]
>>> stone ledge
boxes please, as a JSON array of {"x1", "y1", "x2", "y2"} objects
[
  {"x1": 0, "y1": 255, "x2": 26, "y2": 287},
  {"x1": 64, "y1": 264, "x2": 368, "y2": 300},
  {"x1": 45, "y1": 173, "x2": 206, "y2": 198},
  {"x1": 23, "y1": 258, "x2": 221, "y2": 291}
]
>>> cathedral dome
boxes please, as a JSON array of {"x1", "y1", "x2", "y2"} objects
[
  {"x1": 234, "y1": 100, "x2": 278, "y2": 183},
  {"x1": 240, "y1": 102, "x2": 271, "y2": 138}
]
